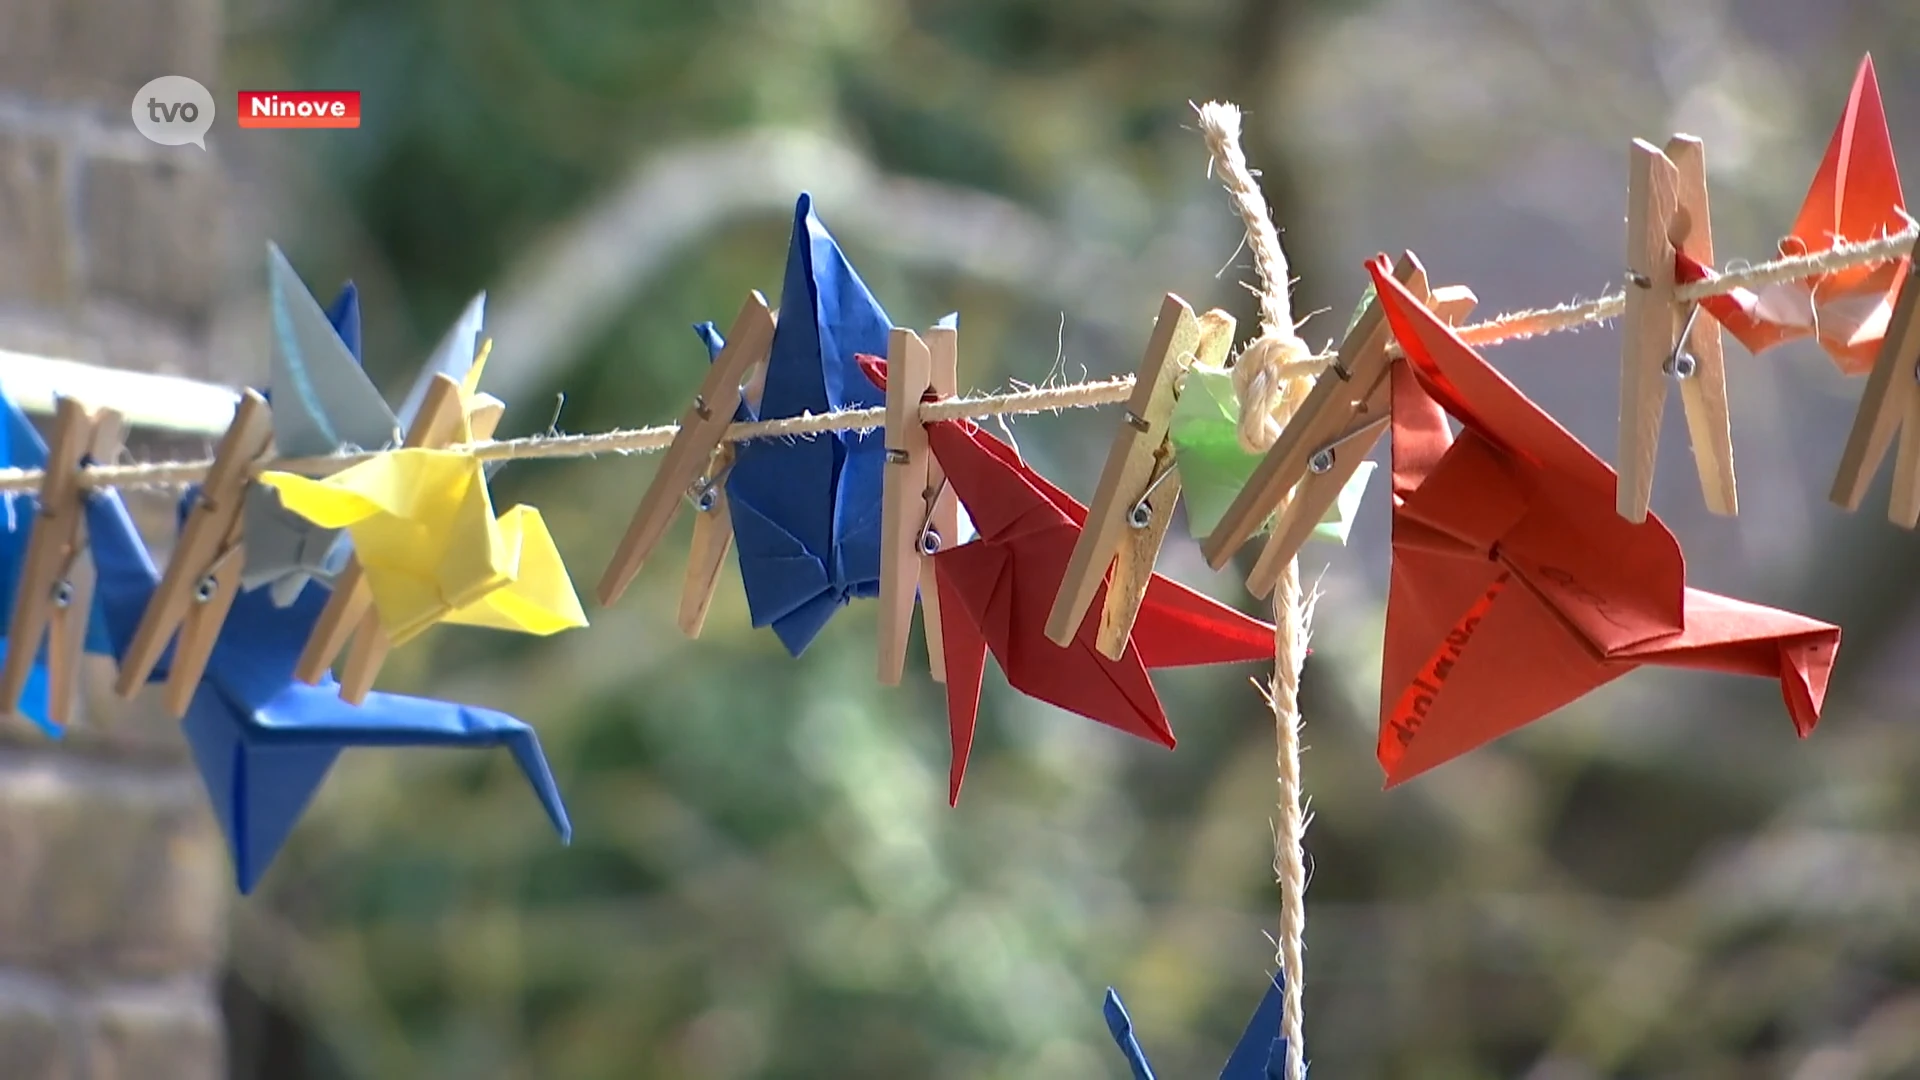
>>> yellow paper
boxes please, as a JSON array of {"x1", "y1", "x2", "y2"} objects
[
  {"x1": 463, "y1": 343, "x2": 491, "y2": 400},
  {"x1": 259, "y1": 450, "x2": 587, "y2": 647},
  {"x1": 443, "y1": 505, "x2": 587, "y2": 634}
]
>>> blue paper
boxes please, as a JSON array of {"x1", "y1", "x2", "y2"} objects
[
  {"x1": 696, "y1": 194, "x2": 890, "y2": 656},
  {"x1": 0, "y1": 386, "x2": 116, "y2": 738},
  {"x1": 323, "y1": 280, "x2": 361, "y2": 366},
  {"x1": 87, "y1": 488, "x2": 570, "y2": 894},
  {"x1": 1102, "y1": 989, "x2": 1156, "y2": 1080},
  {"x1": 1218, "y1": 974, "x2": 1289, "y2": 1080},
  {"x1": 1104, "y1": 974, "x2": 1289, "y2": 1080}
]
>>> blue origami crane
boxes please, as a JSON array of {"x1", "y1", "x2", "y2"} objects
[
  {"x1": 695, "y1": 194, "x2": 890, "y2": 656},
  {"x1": 0, "y1": 385, "x2": 115, "y2": 738},
  {"x1": 1103, "y1": 974, "x2": 1289, "y2": 1080},
  {"x1": 87, "y1": 486, "x2": 571, "y2": 894}
]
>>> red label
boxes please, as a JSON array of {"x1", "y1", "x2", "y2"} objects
[{"x1": 236, "y1": 91, "x2": 361, "y2": 129}]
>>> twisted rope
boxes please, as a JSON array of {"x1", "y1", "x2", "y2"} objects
[
  {"x1": 1197, "y1": 99, "x2": 1314, "y2": 1080},
  {"x1": 0, "y1": 196, "x2": 1905, "y2": 499}
]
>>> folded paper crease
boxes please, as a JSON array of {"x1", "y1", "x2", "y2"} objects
[{"x1": 1370, "y1": 256, "x2": 1839, "y2": 786}]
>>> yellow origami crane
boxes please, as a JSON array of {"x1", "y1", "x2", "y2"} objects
[{"x1": 257, "y1": 351, "x2": 587, "y2": 647}]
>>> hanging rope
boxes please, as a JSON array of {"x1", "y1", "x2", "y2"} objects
[
  {"x1": 0, "y1": 222, "x2": 1905, "y2": 496},
  {"x1": 1197, "y1": 99, "x2": 1313, "y2": 1080}
]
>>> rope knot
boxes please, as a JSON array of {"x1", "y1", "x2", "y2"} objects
[{"x1": 1231, "y1": 331, "x2": 1313, "y2": 453}]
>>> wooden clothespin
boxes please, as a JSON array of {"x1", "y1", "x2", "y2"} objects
[
  {"x1": 918, "y1": 323, "x2": 960, "y2": 682},
  {"x1": 1830, "y1": 231, "x2": 1920, "y2": 524},
  {"x1": 333, "y1": 375, "x2": 506, "y2": 704},
  {"x1": 1198, "y1": 254, "x2": 1475, "y2": 598},
  {"x1": 878, "y1": 327, "x2": 935, "y2": 684},
  {"x1": 598, "y1": 291, "x2": 777, "y2": 607},
  {"x1": 1617, "y1": 134, "x2": 1737, "y2": 523},
  {"x1": 678, "y1": 340, "x2": 771, "y2": 638},
  {"x1": 1240, "y1": 283, "x2": 1479, "y2": 596},
  {"x1": 293, "y1": 373, "x2": 467, "y2": 702},
  {"x1": 676, "y1": 445, "x2": 738, "y2": 638},
  {"x1": 113, "y1": 390, "x2": 275, "y2": 716},
  {"x1": 467, "y1": 396, "x2": 506, "y2": 446},
  {"x1": 0, "y1": 397, "x2": 125, "y2": 727},
  {"x1": 874, "y1": 319, "x2": 963, "y2": 683},
  {"x1": 1044, "y1": 294, "x2": 1204, "y2": 659}
]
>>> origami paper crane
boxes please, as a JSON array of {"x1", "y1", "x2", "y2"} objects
[
  {"x1": 695, "y1": 194, "x2": 890, "y2": 657},
  {"x1": 1368, "y1": 256, "x2": 1840, "y2": 786},
  {"x1": 1103, "y1": 974, "x2": 1289, "y2": 1080},
  {"x1": 1676, "y1": 55, "x2": 1908, "y2": 375},
  {"x1": 256, "y1": 356, "x2": 586, "y2": 647},
  {"x1": 921, "y1": 416, "x2": 1274, "y2": 803},
  {"x1": 244, "y1": 243, "x2": 489, "y2": 605},
  {"x1": 85, "y1": 487, "x2": 571, "y2": 894},
  {"x1": 0, "y1": 386, "x2": 114, "y2": 737},
  {"x1": 1171, "y1": 361, "x2": 1375, "y2": 543},
  {"x1": 242, "y1": 274, "x2": 360, "y2": 605}
]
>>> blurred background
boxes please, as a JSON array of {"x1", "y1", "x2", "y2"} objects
[{"x1": 1, "y1": 0, "x2": 1918, "y2": 1077}]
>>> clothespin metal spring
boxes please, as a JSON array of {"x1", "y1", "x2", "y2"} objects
[
  {"x1": 194, "y1": 545, "x2": 243, "y2": 604},
  {"x1": 1624, "y1": 266, "x2": 1706, "y2": 383},
  {"x1": 687, "y1": 457, "x2": 737, "y2": 514},
  {"x1": 1127, "y1": 459, "x2": 1177, "y2": 529},
  {"x1": 1629, "y1": 267, "x2": 1707, "y2": 380},
  {"x1": 47, "y1": 543, "x2": 83, "y2": 609},
  {"x1": 918, "y1": 474, "x2": 950, "y2": 555},
  {"x1": 1665, "y1": 303, "x2": 1703, "y2": 380},
  {"x1": 1305, "y1": 413, "x2": 1391, "y2": 476},
  {"x1": 885, "y1": 449, "x2": 953, "y2": 553}
]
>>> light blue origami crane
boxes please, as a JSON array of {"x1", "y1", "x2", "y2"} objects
[
  {"x1": 1103, "y1": 974, "x2": 1289, "y2": 1080},
  {"x1": 244, "y1": 243, "x2": 488, "y2": 606},
  {"x1": 0, "y1": 384, "x2": 115, "y2": 738},
  {"x1": 88, "y1": 485, "x2": 571, "y2": 894},
  {"x1": 694, "y1": 194, "x2": 891, "y2": 656}
]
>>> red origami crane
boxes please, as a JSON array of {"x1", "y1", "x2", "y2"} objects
[
  {"x1": 1676, "y1": 54, "x2": 1909, "y2": 374},
  {"x1": 1367, "y1": 255, "x2": 1840, "y2": 786},
  {"x1": 923, "y1": 418, "x2": 1275, "y2": 804}
]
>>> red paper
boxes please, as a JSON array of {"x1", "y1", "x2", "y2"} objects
[
  {"x1": 923, "y1": 420, "x2": 1275, "y2": 804},
  {"x1": 1676, "y1": 55, "x2": 1908, "y2": 374},
  {"x1": 1367, "y1": 256, "x2": 1839, "y2": 786}
]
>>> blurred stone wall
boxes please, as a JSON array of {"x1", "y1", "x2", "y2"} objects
[{"x1": 0, "y1": 0, "x2": 229, "y2": 1077}]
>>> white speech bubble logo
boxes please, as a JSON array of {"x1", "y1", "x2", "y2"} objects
[{"x1": 132, "y1": 76, "x2": 216, "y2": 150}]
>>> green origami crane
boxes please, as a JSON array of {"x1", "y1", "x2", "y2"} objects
[{"x1": 1169, "y1": 362, "x2": 1375, "y2": 543}]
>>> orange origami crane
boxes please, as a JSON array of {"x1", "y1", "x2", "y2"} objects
[
  {"x1": 1367, "y1": 255, "x2": 1840, "y2": 786},
  {"x1": 1676, "y1": 54, "x2": 1908, "y2": 374}
]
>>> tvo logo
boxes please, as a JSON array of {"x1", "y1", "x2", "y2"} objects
[{"x1": 132, "y1": 75, "x2": 215, "y2": 149}]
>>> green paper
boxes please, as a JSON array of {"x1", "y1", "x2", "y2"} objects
[
  {"x1": 1168, "y1": 364, "x2": 1375, "y2": 544},
  {"x1": 1344, "y1": 283, "x2": 1378, "y2": 338}
]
